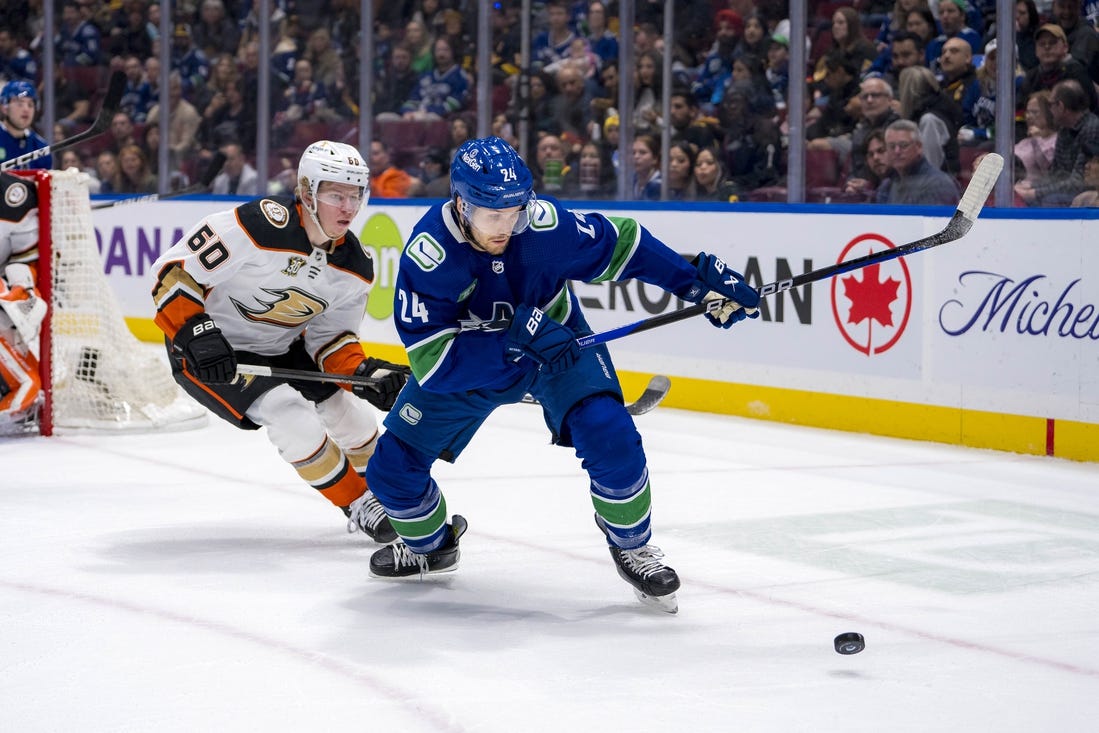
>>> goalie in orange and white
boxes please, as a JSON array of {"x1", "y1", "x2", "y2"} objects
[{"x1": 0, "y1": 171, "x2": 46, "y2": 428}]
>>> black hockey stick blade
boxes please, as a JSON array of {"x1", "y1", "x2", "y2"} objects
[
  {"x1": 1, "y1": 71, "x2": 125, "y2": 171},
  {"x1": 520, "y1": 374, "x2": 670, "y2": 416},
  {"x1": 91, "y1": 151, "x2": 227, "y2": 210},
  {"x1": 577, "y1": 153, "x2": 1004, "y2": 349}
]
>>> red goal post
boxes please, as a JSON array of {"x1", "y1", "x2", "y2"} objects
[{"x1": 5, "y1": 169, "x2": 206, "y2": 436}]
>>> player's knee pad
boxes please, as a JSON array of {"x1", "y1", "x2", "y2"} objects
[
  {"x1": 0, "y1": 336, "x2": 41, "y2": 415},
  {"x1": 366, "y1": 432, "x2": 437, "y2": 511},
  {"x1": 316, "y1": 389, "x2": 379, "y2": 455},
  {"x1": 246, "y1": 383, "x2": 329, "y2": 462},
  {"x1": 566, "y1": 394, "x2": 646, "y2": 489}
]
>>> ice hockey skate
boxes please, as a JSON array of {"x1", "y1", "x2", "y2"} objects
[
  {"x1": 369, "y1": 515, "x2": 468, "y2": 578},
  {"x1": 342, "y1": 490, "x2": 398, "y2": 543},
  {"x1": 597, "y1": 515, "x2": 680, "y2": 613}
]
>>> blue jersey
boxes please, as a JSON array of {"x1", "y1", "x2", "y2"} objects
[
  {"x1": 0, "y1": 49, "x2": 38, "y2": 84},
  {"x1": 393, "y1": 196, "x2": 698, "y2": 392},
  {"x1": 401, "y1": 65, "x2": 470, "y2": 117},
  {"x1": 0, "y1": 126, "x2": 51, "y2": 170},
  {"x1": 56, "y1": 20, "x2": 102, "y2": 67}
]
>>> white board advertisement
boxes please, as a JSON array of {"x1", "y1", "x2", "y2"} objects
[{"x1": 90, "y1": 200, "x2": 1097, "y2": 426}]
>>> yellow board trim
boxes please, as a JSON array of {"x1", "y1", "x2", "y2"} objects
[{"x1": 125, "y1": 317, "x2": 1098, "y2": 463}]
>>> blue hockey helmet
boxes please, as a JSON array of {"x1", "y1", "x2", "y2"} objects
[
  {"x1": 1, "y1": 80, "x2": 38, "y2": 107},
  {"x1": 450, "y1": 136, "x2": 536, "y2": 234}
]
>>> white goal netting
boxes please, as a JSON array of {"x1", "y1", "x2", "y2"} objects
[{"x1": 6, "y1": 169, "x2": 206, "y2": 435}]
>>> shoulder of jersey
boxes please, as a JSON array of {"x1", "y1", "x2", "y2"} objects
[
  {"x1": 234, "y1": 195, "x2": 310, "y2": 254},
  {"x1": 523, "y1": 195, "x2": 565, "y2": 236},
  {"x1": 403, "y1": 204, "x2": 465, "y2": 272},
  {"x1": 332, "y1": 228, "x2": 376, "y2": 282},
  {"x1": 0, "y1": 172, "x2": 38, "y2": 223}
]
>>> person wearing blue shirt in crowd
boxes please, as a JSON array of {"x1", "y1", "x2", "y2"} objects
[
  {"x1": 581, "y1": 1, "x2": 618, "y2": 65},
  {"x1": 56, "y1": 1, "x2": 103, "y2": 68},
  {"x1": 533, "y1": 0, "x2": 578, "y2": 71},
  {"x1": 169, "y1": 24, "x2": 211, "y2": 101},
  {"x1": 364, "y1": 136, "x2": 761, "y2": 613},
  {"x1": 692, "y1": 9, "x2": 744, "y2": 111},
  {"x1": 0, "y1": 29, "x2": 38, "y2": 85},
  {"x1": 927, "y1": 0, "x2": 983, "y2": 71},
  {"x1": 401, "y1": 36, "x2": 470, "y2": 120},
  {"x1": 0, "y1": 82, "x2": 50, "y2": 171}
]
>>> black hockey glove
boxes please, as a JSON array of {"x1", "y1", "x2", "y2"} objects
[
  {"x1": 173, "y1": 313, "x2": 237, "y2": 384},
  {"x1": 351, "y1": 357, "x2": 411, "y2": 411},
  {"x1": 683, "y1": 253, "x2": 761, "y2": 329},
  {"x1": 504, "y1": 304, "x2": 580, "y2": 374}
]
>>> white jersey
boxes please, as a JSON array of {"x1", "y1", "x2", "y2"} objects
[
  {"x1": 152, "y1": 195, "x2": 375, "y2": 370},
  {"x1": 0, "y1": 172, "x2": 39, "y2": 278}
]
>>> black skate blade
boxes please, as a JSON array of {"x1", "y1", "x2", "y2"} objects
[
  {"x1": 368, "y1": 562, "x2": 460, "y2": 580},
  {"x1": 634, "y1": 588, "x2": 678, "y2": 614}
]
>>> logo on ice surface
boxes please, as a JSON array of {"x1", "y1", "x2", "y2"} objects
[{"x1": 830, "y1": 233, "x2": 912, "y2": 356}]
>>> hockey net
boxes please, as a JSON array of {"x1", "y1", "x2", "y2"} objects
[{"x1": 2, "y1": 169, "x2": 206, "y2": 436}]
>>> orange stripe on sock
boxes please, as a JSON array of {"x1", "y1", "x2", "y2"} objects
[{"x1": 317, "y1": 465, "x2": 366, "y2": 508}]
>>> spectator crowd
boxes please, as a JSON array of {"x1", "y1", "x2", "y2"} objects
[{"x1": 2, "y1": 0, "x2": 1098, "y2": 207}]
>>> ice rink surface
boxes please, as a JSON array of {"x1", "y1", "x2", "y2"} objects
[{"x1": 4, "y1": 400, "x2": 1099, "y2": 732}]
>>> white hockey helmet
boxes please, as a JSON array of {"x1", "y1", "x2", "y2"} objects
[
  {"x1": 297, "y1": 140, "x2": 370, "y2": 239},
  {"x1": 298, "y1": 140, "x2": 370, "y2": 198}
]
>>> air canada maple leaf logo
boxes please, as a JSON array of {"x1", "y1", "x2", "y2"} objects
[
  {"x1": 842, "y1": 263, "x2": 900, "y2": 326},
  {"x1": 830, "y1": 234, "x2": 912, "y2": 355}
]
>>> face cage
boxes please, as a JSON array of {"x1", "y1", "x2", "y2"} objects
[{"x1": 458, "y1": 195, "x2": 537, "y2": 237}]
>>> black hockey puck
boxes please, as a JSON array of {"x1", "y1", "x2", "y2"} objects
[{"x1": 834, "y1": 632, "x2": 865, "y2": 655}]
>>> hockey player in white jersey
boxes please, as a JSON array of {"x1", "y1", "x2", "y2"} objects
[
  {"x1": 0, "y1": 170, "x2": 47, "y2": 433},
  {"x1": 151, "y1": 141, "x2": 408, "y2": 542}
]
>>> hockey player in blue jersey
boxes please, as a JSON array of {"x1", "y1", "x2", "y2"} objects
[
  {"x1": 365, "y1": 136, "x2": 760, "y2": 612},
  {"x1": 0, "y1": 81, "x2": 50, "y2": 170}
]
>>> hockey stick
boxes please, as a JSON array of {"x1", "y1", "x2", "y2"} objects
[
  {"x1": 518, "y1": 373, "x2": 670, "y2": 415},
  {"x1": 1, "y1": 71, "x2": 126, "y2": 172},
  {"x1": 235, "y1": 363, "x2": 408, "y2": 389},
  {"x1": 234, "y1": 363, "x2": 671, "y2": 416},
  {"x1": 91, "y1": 151, "x2": 227, "y2": 209},
  {"x1": 576, "y1": 153, "x2": 1004, "y2": 350}
]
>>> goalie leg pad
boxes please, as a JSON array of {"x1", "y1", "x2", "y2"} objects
[
  {"x1": 0, "y1": 336, "x2": 41, "y2": 415},
  {"x1": 0, "y1": 279, "x2": 47, "y2": 360}
]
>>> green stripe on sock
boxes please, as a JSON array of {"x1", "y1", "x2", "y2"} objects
[
  {"x1": 389, "y1": 496, "x2": 449, "y2": 540},
  {"x1": 591, "y1": 483, "x2": 651, "y2": 527}
]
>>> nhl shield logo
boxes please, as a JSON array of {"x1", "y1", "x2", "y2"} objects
[{"x1": 492, "y1": 260, "x2": 504, "y2": 274}]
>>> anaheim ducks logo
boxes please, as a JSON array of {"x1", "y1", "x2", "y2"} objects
[{"x1": 230, "y1": 287, "x2": 327, "y2": 326}]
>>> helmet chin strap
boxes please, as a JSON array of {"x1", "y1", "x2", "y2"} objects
[
  {"x1": 302, "y1": 191, "x2": 341, "y2": 244},
  {"x1": 451, "y1": 198, "x2": 474, "y2": 241},
  {"x1": 451, "y1": 197, "x2": 492, "y2": 252}
]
